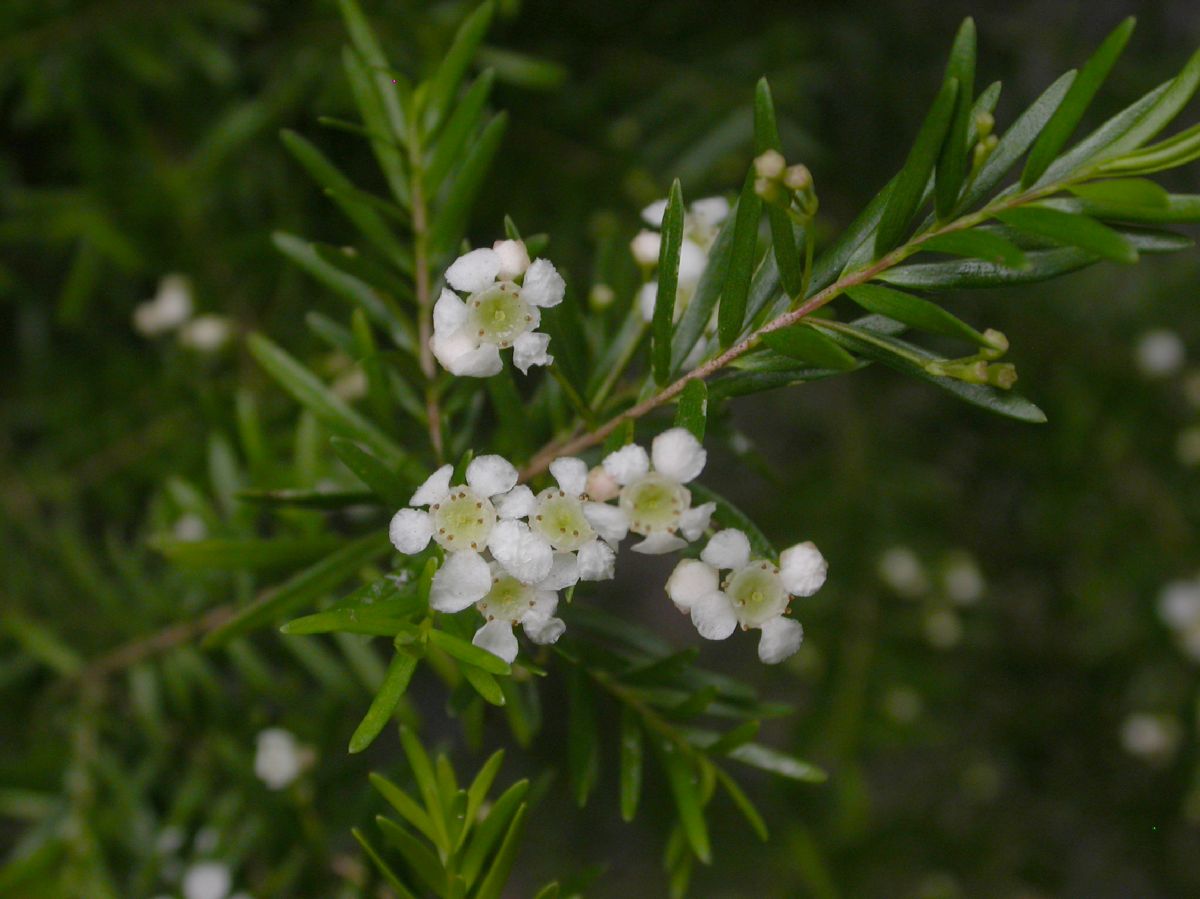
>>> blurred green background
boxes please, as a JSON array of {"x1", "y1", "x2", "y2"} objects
[{"x1": 3, "y1": 0, "x2": 1200, "y2": 897}]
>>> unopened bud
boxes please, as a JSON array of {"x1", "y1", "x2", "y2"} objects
[
  {"x1": 981, "y1": 328, "x2": 1009, "y2": 357},
  {"x1": 754, "y1": 176, "x2": 783, "y2": 205},
  {"x1": 973, "y1": 134, "x2": 999, "y2": 169},
  {"x1": 754, "y1": 149, "x2": 786, "y2": 180},
  {"x1": 630, "y1": 229, "x2": 661, "y2": 267},
  {"x1": 586, "y1": 465, "x2": 620, "y2": 502},
  {"x1": 589, "y1": 284, "x2": 615, "y2": 311},
  {"x1": 974, "y1": 111, "x2": 995, "y2": 141},
  {"x1": 986, "y1": 363, "x2": 1018, "y2": 389},
  {"x1": 783, "y1": 164, "x2": 812, "y2": 192}
]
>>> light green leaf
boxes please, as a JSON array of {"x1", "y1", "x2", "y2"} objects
[
  {"x1": 349, "y1": 650, "x2": 419, "y2": 753},
  {"x1": 674, "y1": 379, "x2": 708, "y2": 441},
  {"x1": 659, "y1": 745, "x2": 710, "y2": 864},
  {"x1": 460, "y1": 780, "x2": 530, "y2": 886},
  {"x1": 370, "y1": 773, "x2": 441, "y2": 847},
  {"x1": 935, "y1": 18, "x2": 977, "y2": 217},
  {"x1": 995, "y1": 206, "x2": 1137, "y2": 263},
  {"x1": 761, "y1": 322, "x2": 857, "y2": 370},
  {"x1": 1068, "y1": 178, "x2": 1169, "y2": 207},
  {"x1": 374, "y1": 817, "x2": 447, "y2": 895},
  {"x1": 460, "y1": 663, "x2": 506, "y2": 706},
  {"x1": 845, "y1": 283, "x2": 991, "y2": 347},
  {"x1": 460, "y1": 749, "x2": 506, "y2": 850},
  {"x1": 474, "y1": 803, "x2": 529, "y2": 899},
  {"x1": 1095, "y1": 45, "x2": 1200, "y2": 161},
  {"x1": 427, "y1": 628, "x2": 511, "y2": 676},
  {"x1": 352, "y1": 828, "x2": 417, "y2": 899},
  {"x1": 714, "y1": 767, "x2": 768, "y2": 841},
  {"x1": 921, "y1": 229, "x2": 1029, "y2": 269},
  {"x1": 1022, "y1": 18, "x2": 1135, "y2": 186}
]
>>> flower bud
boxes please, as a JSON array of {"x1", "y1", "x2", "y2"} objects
[
  {"x1": 630, "y1": 229, "x2": 661, "y2": 267},
  {"x1": 492, "y1": 239, "x2": 531, "y2": 280},
  {"x1": 783, "y1": 163, "x2": 812, "y2": 192},
  {"x1": 974, "y1": 111, "x2": 995, "y2": 141},
  {"x1": 589, "y1": 284, "x2": 615, "y2": 311},
  {"x1": 985, "y1": 363, "x2": 1018, "y2": 389},
  {"x1": 586, "y1": 465, "x2": 620, "y2": 502},
  {"x1": 754, "y1": 149, "x2": 786, "y2": 180}
]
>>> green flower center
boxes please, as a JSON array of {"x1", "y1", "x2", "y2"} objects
[
  {"x1": 725, "y1": 562, "x2": 788, "y2": 628},
  {"x1": 466, "y1": 283, "x2": 535, "y2": 348},
  {"x1": 431, "y1": 488, "x2": 496, "y2": 552},
  {"x1": 618, "y1": 473, "x2": 689, "y2": 535},
  {"x1": 532, "y1": 488, "x2": 594, "y2": 551},
  {"x1": 477, "y1": 574, "x2": 534, "y2": 622}
]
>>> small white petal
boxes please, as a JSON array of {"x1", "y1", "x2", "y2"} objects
[
  {"x1": 430, "y1": 551, "x2": 492, "y2": 612},
  {"x1": 445, "y1": 248, "x2": 500, "y2": 293},
  {"x1": 467, "y1": 455, "x2": 518, "y2": 497},
  {"x1": 488, "y1": 520, "x2": 554, "y2": 584},
  {"x1": 431, "y1": 326, "x2": 478, "y2": 370},
  {"x1": 540, "y1": 553, "x2": 581, "y2": 591},
  {"x1": 677, "y1": 241, "x2": 708, "y2": 288},
  {"x1": 254, "y1": 728, "x2": 303, "y2": 790},
  {"x1": 182, "y1": 862, "x2": 231, "y2": 899},
  {"x1": 651, "y1": 427, "x2": 706, "y2": 483},
  {"x1": 689, "y1": 196, "x2": 731, "y2": 229},
  {"x1": 433, "y1": 288, "x2": 468, "y2": 335},
  {"x1": 512, "y1": 330, "x2": 553, "y2": 374},
  {"x1": 666, "y1": 558, "x2": 718, "y2": 612},
  {"x1": 641, "y1": 199, "x2": 668, "y2": 227},
  {"x1": 632, "y1": 533, "x2": 688, "y2": 555},
  {"x1": 492, "y1": 239, "x2": 531, "y2": 280},
  {"x1": 496, "y1": 484, "x2": 537, "y2": 519},
  {"x1": 583, "y1": 501, "x2": 630, "y2": 545},
  {"x1": 602, "y1": 443, "x2": 650, "y2": 485},
  {"x1": 780, "y1": 541, "x2": 828, "y2": 597},
  {"x1": 523, "y1": 613, "x2": 566, "y2": 645},
  {"x1": 472, "y1": 619, "x2": 519, "y2": 663},
  {"x1": 411, "y1": 464, "x2": 454, "y2": 506},
  {"x1": 179, "y1": 315, "x2": 232, "y2": 352},
  {"x1": 577, "y1": 539, "x2": 615, "y2": 581},
  {"x1": 630, "y1": 230, "x2": 662, "y2": 266},
  {"x1": 549, "y1": 456, "x2": 589, "y2": 496},
  {"x1": 638, "y1": 281, "x2": 658, "y2": 322},
  {"x1": 521, "y1": 258, "x2": 565, "y2": 308},
  {"x1": 757, "y1": 616, "x2": 804, "y2": 664},
  {"x1": 678, "y1": 501, "x2": 715, "y2": 541},
  {"x1": 701, "y1": 529, "x2": 751, "y2": 570},
  {"x1": 446, "y1": 343, "x2": 503, "y2": 377},
  {"x1": 389, "y1": 508, "x2": 433, "y2": 554},
  {"x1": 690, "y1": 591, "x2": 738, "y2": 640}
]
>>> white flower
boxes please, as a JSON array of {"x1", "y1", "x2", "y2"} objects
[
  {"x1": 601, "y1": 429, "x2": 711, "y2": 553},
  {"x1": 182, "y1": 862, "x2": 232, "y2": 899},
  {"x1": 1120, "y1": 712, "x2": 1181, "y2": 763},
  {"x1": 179, "y1": 315, "x2": 233, "y2": 352},
  {"x1": 254, "y1": 728, "x2": 305, "y2": 790},
  {"x1": 878, "y1": 546, "x2": 929, "y2": 598},
  {"x1": 630, "y1": 230, "x2": 661, "y2": 267},
  {"x1": 665, "y1": 529, "x2": 825, "y2": 664},
  {"x1": 1134, "y1": 329, "x2": 1186, "y2": 378},
  {"x1": 431, "y1": 242, "x2": 565, "y2": 377},
  {"x1": 133, "y1": 274, "x2": 193, "y2": 336},
  {"x1": 1159, "y1": 579, "x2": 1200, "y2": 630},
  {"x1": 472, "y1": 565, "x2": 566, "y2": 663}
]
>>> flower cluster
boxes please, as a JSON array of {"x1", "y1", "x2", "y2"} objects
[
  {"x1": 630, "y1": 196, "x2": 730, "y2": 322},
  {"x1": 431, "y1": 240, "x2": 565, "y2": 377},
  {"x1": 667, "y1": 529, "x2": 826, "y2": 664},
  {"x1": 133, "y1": 273, "x2": 233, "y2": 352},
  {"x1": 388, "y1": 428, "x2": 737, "y2": 662}
]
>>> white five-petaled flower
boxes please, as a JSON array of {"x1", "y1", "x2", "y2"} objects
[
  {"x1": 431, "y1": 239, "x2": 565, "y2": 377},
  {"x1": 594, "y1": 428, "x2": 715, "y2": 554},
  {"x1": 631, "y1": 196, "x2": 730, "y2": 322},
  {"x1": 666, "y1": 529, "x2": 827, "y2": 664},
  {"x1": 471, "y1": 561, "x2": 568, "y2": 664}
]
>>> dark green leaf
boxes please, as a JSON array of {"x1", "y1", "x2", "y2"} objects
[
  {"x1": 460, "y1": 780, "x2": 530, "y2": 886},
  {"x1": 1096, "y1": 45, "x2": 1200, "y2": 161},
  {"x1": 567, "y1": 667, "x2": 600, "y2": 807},
  {"x1": 995, "y1": 206, "x2": 1137, "y2": 263},
  {"x1": 374, "y1": 817, "x2": 447, "y2": 895},
  {"x1": 204, "y1": 532, "x2": 391, "y2": 647},
  {"x1": 424, "y1": 1, "x2": 494, "y2": 133},
  {"x1": 426, "y1": 70, "x2": 495, "y2": 192},
  {"x1": 727, "y1": 742, "x2": 827, "y2": 782},
  {"x1": 237, "y1": 487, "x2": 377, "y2": 509},
  {"x1": 331, "y1": 437, "x2": 409, "y2": 507},
  {"x1": 659, "y1": 745, "x2": 710, "y2": 864},
  {"x1": 370, "y1": 773, "x2": 441, "y2": 847},
  {"x1": 428, "y1": 628, "x2": 511, "y2": 676},
  {"x1": 935, "y1": 18, "x2": 977, "y2": 217},
  {"x1": 1022, "y1": 18, "x2": 1135, "y2": 186},
  {"x1": 1069, "y1": 178, "x2": 1168, "y2": 207},
  {"x1": 654, "y1": 180, "x2": 686, "y2": 384},
  {"x1": 753, "y1": 78, "x2": 803, "y2": 295},
  {"x1": 153, "y1": 536, "x2": 341, "y2": 571},
  {"x1": 619, "y1": 708, "x2": 644, "y2": 822},
  {"x1": 762, "y1": 322, "x2": 857, "y2": 370},
  {"x1": 474, "y1": 804, "x2": 528, "y2": 899},
  {"x1": 349, "y1": 649, "x2": 419, "y2": 753},
  {"x1": 674, "y1": 379, "x2": 708, "y2": 441},
  {"x1": 714, "y1": 767, "x2": 768, "y2": 841},
  {"x1": 718, "y1": 168, "x2": 762, "y2": 346},
  {"x1": 921, "y1": 229, "x2": 1029, "y2": 269},
  {"x1": 460, "y1": 749, "x2": 506, "y2": 850},
  {"x1": 460, "y1": 663, "x2": 506, "y2": 706},
  {"x1": 352, "y1": 828, "x2": 418, "y2": 899},
  {"x1": 846, "y1": 283, "x2": 991, "y2": 347},
  {"x1": 429, "y1": 112, "x2": 508, "y2": 258},
  {"x1": 875, "y1": 76, "x2": 959, "y2": 256},
  {"x1": 1058, "y1": 192, "x2": 1200, "y2": 223},
  {"x1": 337, "y1": 0, "x2": 408, "y2": 142},
  {"x1": 670, "y1": 205, "x2": 737, "y2": 371},
  {"x1": 281, "y1": 605, "x2": 419, "y2": 637}
]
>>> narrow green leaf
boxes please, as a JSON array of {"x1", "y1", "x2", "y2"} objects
[
  {"x1": 654, "y1": 180, "x2": 686, "y2": 384},
  {"x1": 3, "y1": 614, "x2": 83, "y2": 676},
  {"x1": 374, "y1": 817, "x2": 447, "y2": 895},
  {"x1": 154, "y1": 536, "x2": 341, "y2": 571},
  {"x1": 460, "y1": 749, "x2": 505, "y2": 850},
  {"x1": 1096, "y1": 120, "x2": 1200, "y2": 175},
  {"x1": 846, "y1": 283, "x2": 991, "y2": 347},
  {"x1": 1057, "y1": 192, "x2": 1200, "y2": 223},
  {"x1": 619, "y1": 707, "x2": 644, "y2": 822},
  {"x1": 567, "y1": 667, "x2": 600, "y2": 807},
  {"x1": 426, "y1": 70, "x2": 495, "y2": 192},
  {"x1": 533, "y1": 885, "x2": 561, "y2": 899},
  {"x1": 204, "y1": 532, "x2": 392, "y2": 647},
  {"x1": 1022, "y1": 18, "x2": 1135, "y2": 186},
  {"x1": 247, "y1": 334, "x2": 406, "y2": 467},
  {"x1": 429, "y1": 112, "x2": 508, "y2": 258},
  {"x1": 761, "y1": 322, "x2": 857, "y2": 370},
  {"x1": 921, "y1": 229, "x2": 1029, "y2": 269},
  {"x1": 718, "y1": 168, "x2": 762, "y2": 346},
  {"x1": 1069, "y1": 178, "x2": 1169, "y2": 207},
  {"x1": 659, "y1": 746, "x2": 711, "y2": 864},
  {"x1": 704, "y1": 720, "x2": 760, "y2": 756},
  {"x1": 351, "y1": 309, "x2": 394, "y2": 435},
  {"x1": 753, "y1": 78, "x2": 803, "y2": 295},
  {"x1": 237, "y1": 487, "x2": 376, "y2": 509},
  {"x1": 460, "y1": 663, "x2": 506, "y2": 706},
  {"x1": 428, "y1": 628, "x2": 511, "y2": 676},
  {"x1": 670, "y1": 202, "x2": 737, "y2": 371},
  {"x1": 995, "y1": 206, "x2": 1137, "y2": 263},
  {"x1": 282, "y1": 606, "x2": 419, "y2": 637},
  {"x1": 352, "y1": 828, "x2": 418, "y2": 899},
  {"x1": 424, "y1": 1, "x2": 495, "y2": 133},
  {"x1": 370, "y1": 773, "x2": 441, "y2": 847},
  {"x1": 349, "y1": 650, "x2": 419, "y2": 752},
  {"x1": 460, "y1": 780, "x2": 530, "y2": 886},
  {"x1": 337, "y1": 0, "x2": 408, "y2": 142},
  {"x1": 935, "y1": 18, "x2": 977, "y2": 217},
  {"x1": 1096, "y1": 45, "x2": 1200, "y2": 161},
  {"x1": 673, "y1": 379, "x2": 708, "y2": 441},
  {"x1": 474, "y1": 804, "x2": 529, "y2": 899},
  {"x1": 331, "y1": 437, "x2": 409, "y2": 507},
  {"x1": 726, "y1": 743, "x2": 827, "y2": 782},
  {"x1": 714, "y1": 768, "x2": 768, "y2": 841},
  {"x1": 342, "y1": 47, "x2": 410, "y2": 206},
  {"x1": 876, "y1": 76, "x2": 960, "y2": 256},
  {"x1": 400, "y1": 726, "x2": 451, "y2": 855}
]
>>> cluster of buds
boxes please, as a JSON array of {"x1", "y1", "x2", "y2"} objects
[
  {"x1": 753, "y1": 150, "x2": 818, "y2": 222},
  {"x1": 923, "y1": 328, "x2": 1016, "y2": 389},
  {"x1": 971, "y1": 110, "x2": 999, "y2": 172}
]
